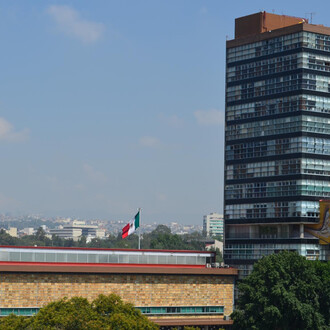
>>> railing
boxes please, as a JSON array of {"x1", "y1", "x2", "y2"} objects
[
  {"x1": 225, "y1": 234, "x2": 298, "y2": 239},
  {"x1": 0, "y1": 247, "x2": 211, "y2": 266}
]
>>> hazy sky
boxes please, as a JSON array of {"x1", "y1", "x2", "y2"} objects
[{"x1": 0, "y1": 0, "x2": 327, "y2": 224}]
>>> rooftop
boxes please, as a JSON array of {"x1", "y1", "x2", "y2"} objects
[
  {"x1": 228, "y1": 11, "x2": 330, "y2": 48},
  {"x1": 0, "y1": 245, "x2": 237, "y2": 275},
  {"x1": 235, "y1": 12, "x2": 308, "y2": 39}
]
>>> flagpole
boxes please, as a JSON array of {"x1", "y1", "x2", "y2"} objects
[{"x1": 138, "y1": 208, "x2": 141, "y2": 250}]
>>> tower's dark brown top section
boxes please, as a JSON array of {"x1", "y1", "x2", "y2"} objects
[
  {"x1": 228, "y1": 21, "x2": 330, "y2": 49},
  {"x1": 235, "y1": 12, "x2": 307, "y2": 39}
]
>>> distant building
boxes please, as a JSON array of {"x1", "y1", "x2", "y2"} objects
[
  {"x1": 205, "y1": 239, "x2": 224, "y2": 254},
  {"x1": 203, "y1": 213, "x2": 224, "y2": 237},
  {"x1": 6, "y1": 227, "x2": 17, "y2": 238},
  {"x1": 20, "y1": 228, "x2": 35, "y2": 236},
  {"x1": 50, "y1": 220, "x2": 105, "y2": 241},
  {"x1": 55, "y1": 218, "x2": 72, "y2": 224}
]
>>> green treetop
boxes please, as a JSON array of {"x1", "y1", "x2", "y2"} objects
[
  {"x1": 231, "y1": 251, "x2": 330, "y2": 330},
  {"x1": 0, "y1": 294, "x2": 158, "y2": 330}
]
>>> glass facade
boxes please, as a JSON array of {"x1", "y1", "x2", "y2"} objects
[
  {"x1": 227, "y1": 95, "x2": 330, "y2": 121},
  {"x1": 227, "y1": 32, "x2": 330, "y2": 63},
  {"x1": 0, "y1": 247, "x2": 213, "y2": 266},
  {"x1": 0, "y1": 308, "x2": 39, "y2": 317},
  {"x1": 0, "y1": 306, "x2": 224, "y2": 317},
  {"x1": 226, "y1": 158, "x2": 330, "y2": 180},
  {"x1": 137, "y1": 306, "x2": 224, "y2": 315},
  {"x1": 226, "y1": 115, "x2": 330, "y2": 140},
  {"x1": 225, "y1": 179, "x2": 330, "y2": 199},
  {"x1": 226, "y1": 137, "x2": 330, "y2": 160},
  {"x1": 225, "y1": 201, "x2": 319, "y2": 220},
  {"x1": 224, "y1": 26, "x2": 330, "y2": 276},
  {"x1": 225, "y1": 242, "x2": 321, "y2": 260}
]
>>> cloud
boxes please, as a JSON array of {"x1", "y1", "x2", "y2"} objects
[
  {"x1": 194, "y1": 109, "x2": 223, "y2": 126},
  {"x1": 139, "y1": 136, "x2": 160, "y2": 148},
  {"x1": 0, "y1": 117, "x2": 29, "y2": 142},
  {"x1": 159, "y1": 114, "x2": 183, "y2": 128},
  {"x1": 83, "y1": 164, "x2": 108, "y2": 184},
  {"x1": 47, "y1": 5, "x2": 105, "y2": 43}
]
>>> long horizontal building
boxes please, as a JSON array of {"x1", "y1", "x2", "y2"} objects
[
  {"x1": 0, "y1": 246, "x2": 237, "y2": 329},
  {"x1": 50, "y1": 220, "x2": 105, "y2": 241}
]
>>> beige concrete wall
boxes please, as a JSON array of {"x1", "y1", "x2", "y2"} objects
[{"x1": 0, "y1": 273, "x2": 234, "y2": 316}]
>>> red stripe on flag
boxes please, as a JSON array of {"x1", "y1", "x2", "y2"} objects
[{"x1": 122, "y1": 223, "x2": 130, "y2": 239}]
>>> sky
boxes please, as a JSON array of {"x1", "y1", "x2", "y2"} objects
[{"x1": 0, "y1": 0, "x2": 327, "y2": 224}]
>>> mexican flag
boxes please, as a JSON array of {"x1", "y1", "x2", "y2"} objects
[{"x1": 122, "y1": 211, "x2": 140, "y2": 239}]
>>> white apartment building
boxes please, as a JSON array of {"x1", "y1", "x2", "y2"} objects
[{"x1": 203, "y1": 213, "x2": 224, "y2": 238}]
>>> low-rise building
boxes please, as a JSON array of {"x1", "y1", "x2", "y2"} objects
[
  {"x1": 5, "y1": 227, "x2": 17, "y2": 238},
  {"x1": 50, "y1": 220, "x2": 105, "y2": 241},
  {"x1": 0, "y1": 246, "x2": 237, "y2": 329},
  {"x1": 205, "y1": 239, "x2": 224, "y2": 254},
  {"x1": 19, "y1": 227, "x2": 35, "y2": 236}
]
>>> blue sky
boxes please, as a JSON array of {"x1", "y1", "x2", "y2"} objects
[{"x1": 0, "y1": 0, "x2": 327, "y2": 224}]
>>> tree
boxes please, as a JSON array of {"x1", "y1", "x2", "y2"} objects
[
  {"x1": 313, "y1": 259, "x2": 330, "y2": 326},
  {"x1": 231, "y1": 251, "x2": 330, "y2": 330},
  {"x1": 35, "y1": 227, "x2": 46, "y2": 241},
  {"x1": 0, "y1": 314, "x2": 31, "y2": 330},
  {"x1": 92, "y1": 294, "x2": 157, "y2": 329},
  {"x1": 0, "y1": 294, "x2": 158, "y2": 330},
  {"x1": 63, "y1": 238, "x2": 75, "y2": 247},
  {"x1": 51, "y1": 234, "x2": 64, "y2": 247},
  {"x1": 77, "y1": 235, "x2": 87, "y2": 247},
  {"x1": 208, "y1": 246, "x2": 223, "y2": 264},
  {"x1": 211, "y1": 234, "x2": 223, "y2": 242},
  {"x1": 150, "y1": 231, "x2": 186, "y2": 250},
  {"x1": 0, "y1": 229, "x2": 19, "y2": 245},
  {"x1": 31, "y1": 296, "x2": 98, "y2": 329},
  {"x1": 152, "y1": 225, "x2": 171, "y2": 235},
  {"x1": 147, "y1": 226, "x2": 205, "y2": 250}
]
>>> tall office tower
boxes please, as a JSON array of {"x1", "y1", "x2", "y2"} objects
[{"x1": 224, "y1": 12, "x2": 330, "y2": 278}]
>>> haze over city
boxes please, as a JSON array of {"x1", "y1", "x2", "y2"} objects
[{"x1": 0, "y1": 0, "x2": 327, "y2": 224}]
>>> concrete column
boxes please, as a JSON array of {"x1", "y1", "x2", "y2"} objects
[{"x1": 300, "y1": 223, "x2": 304, "y2": 238}]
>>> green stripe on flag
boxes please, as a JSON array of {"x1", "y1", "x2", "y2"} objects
[{"x1": 135, "y1": 211, "x2": 140, "y2": 229}]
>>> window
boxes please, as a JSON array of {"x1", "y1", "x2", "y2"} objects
[{"x1": 136, "y1": 306, "x2": 224, "y2": 315}]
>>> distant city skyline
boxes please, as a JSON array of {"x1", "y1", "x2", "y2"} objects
[
  {"x1": 0, "y1": 0, "x2": 327, "y2": 224},
  {"x1": 0, "y1": 213, "x2": 203, "y2": 236}
]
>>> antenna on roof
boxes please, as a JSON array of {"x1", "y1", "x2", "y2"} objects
[{"x1": 305, "y1": 12, "x2": 316, "y2": 23}]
